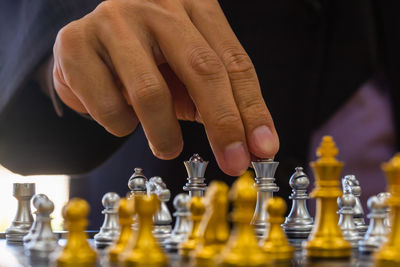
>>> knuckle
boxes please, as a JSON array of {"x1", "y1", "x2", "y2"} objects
[
  {"x1": 188, "y1": 47, "x2": 225, "y2": 78},
  {"x1": 132, "y1": 73, "x2": 165, "y2": 104},
  {"x1": 55, "y1": 22, "x2": 83, "y2": 54},
  {"x1": 222, "y1": 47, "x2": 255, "y2": 78},
  {"x1": 94, "y1": 1, "x2": 119, "y2": 20},
  {"x1": 213, "y1": 109, "x2": 241, "y2": 131}
]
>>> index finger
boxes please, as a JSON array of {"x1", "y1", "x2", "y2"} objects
[{"x1": 143, "y1": 5, "x2": 250, "y2": 176}]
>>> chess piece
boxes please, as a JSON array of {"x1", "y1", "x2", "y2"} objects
[
  {"x1": 337, "y1": 192, "x2": 361, "y2": 248},
  {"x1": 342, "y1": 175, "x2": 368, "y2": 235},
  {"x1": 122, "y1": 194, "x2": 168, "y2": 267},
  {"x1": 127, "y1": 168, "x2": 148, "y2": 198},
  {"x1": 94, "y1": 192, "x2": 121, "y2": 248},
  {"x1": 262, "y1": 197, "x2": 294, "y2": 261},
  {"x1": 25, "y1": 197, "x2": 58, "y2": 259},
  {"x1": 109, "y1": 198, "x2": 135, "y2": 262},
  {"x1": 6, "y1": 183, "x2": 35, "y2": 242},
  {"x1": 23, "y1": 194, "x2": 49, "y2": 243},
  {"x1": 56, "y1": 198, "x2": 97, "y2": 267},
  {"x1": 251, "y1": 159, "x2": 279, "y2": 239},
  {"x1": 183, "y1": 154, "x2": 208, "y2": 197},
  {"x1": 359, "y1": 195, "x2": 389, "y2": 253},
  {"x1": 218, "y1": 171, "x2": 269, "y2": 267},
  {"x1": 304, "y1": 136, "x2": 351, "y2": 258},
  {"x1": 195, "y1": 181, "x2": 229, "y2": 266},
  {"x1": 375, "y1": 153, "x2": 400, "y2": 266},
  {"x1": 147, "y1": 176, "x2": 172, "y2": 246},
  {"x1": 377, "y1": 192, "x2": 391, "y2": 228},
  {"x1": 165, "y1": 193, "x2": 191, "y2": 252},
  {"x1": 178, "y1": 196, "x2": 206, "y2": 258},
  {"x1": 282, "y1": 167, "x2": 313, "y2": 246}
]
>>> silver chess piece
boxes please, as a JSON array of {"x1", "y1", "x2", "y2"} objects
[
  {"x1": 377, "y1": 192, "x2": 391, "y2": 228},
  {"x1": 6, "y1": 183, "x2": 36, "y2": 242},
  {"x1": 147, "y1": 176, "x2": 172, "y2": 246},
  {"x1": 183, "y1": 154, "x2": 208, "y2": 197},
  {"x1": 23, "y1": 194, "x2": 49, "y2": 243},
  {"x1": 282, "y1": 167, "x2": 313, "y2": 246},
  {"x1": 25, "y1": 197, "x2": 58, "y2": 260},
  {"x1": 342, "y1": 175, "x2": 368, "y2": 235},
  {"x1": 338, "y1": 192, "x2": 361, "y2": 248},
  {"x1": 164, "y1": 193, "x2": 191, "y2": 252},
  {"x1": 128, "y1": 168, "x2": 148, "y2": 198},
  {"x1": 251, "y1": 159, "x2": 279, "y2": 239},
  {"x1": 94, "y1": 192, "x2": 121, "y2": 248},
  {"x1": 359, "y1": 195, "x2": 390, "y2": 253}
]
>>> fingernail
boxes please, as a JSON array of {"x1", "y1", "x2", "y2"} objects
[
  {"x1": 224, "y1": 141, "x2": 249, "y2": 175},
  {"x1": 252, "y1": 125, "x2": 275, "y2": 156}
]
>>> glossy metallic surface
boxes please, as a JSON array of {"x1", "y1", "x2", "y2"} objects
[
  {"x1": 6, "y1": 183, "x2": 35, "y2": 243},
  {"x1": 23, "y1": 194, "x2": 49, "y2": 243},
  {"x1": 375, "y1": 153, "x2": 400, "y2": 266},
  {"x1": 304, "y1": 136, "x2": 352, "y2": 258},
  {"x1": 165, "y1": 194, "x2": 191, "y2": 252},
  {"x1": 94, "y1": 192, "x2": 120, "y2": 248},
  {"x1": 251, "y1": 159, "x2": 279, "y2": 239},
  {"x1": 183, "y1": 154, "x2": 208, "y2": 197},
  {"x1": 282, "y1": 167, "x2": 313, "y2": 245},
  {"x1": 338, "y1": 193, "x2": 361, "y2": 248},
  {"x1": 359, "y1": 195, "x2": 389, "y2": 253},
  {"x1": 147, "y1": 176, "x2": 172, "y2": 246},
  {"x1": 219, "y1": 171, "x2": 269, "y2": 266}
]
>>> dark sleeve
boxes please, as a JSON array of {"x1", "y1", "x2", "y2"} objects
[{"x1": 0, "y1": 0, "x2": 128, "y2": 175}]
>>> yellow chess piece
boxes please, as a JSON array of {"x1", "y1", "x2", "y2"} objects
[
  {"x1": 108, "y1": 198, "x2": 135, "y2": 262},
  {"x1": 56, "y1": 198, "x2": 97, "y2": 267},
  {"x1": 179, "y1": 196, "x2": 206, "y2": 258},
  {"x1": 195, "y1": 181, "x2": 230, "y2": 266},
  {"x1": 261, "y1": 197, "x2": 294, "y2": 261},
  {"x1": 304, "y1": 136, "x2": 351, "y2": 258},
  {"x1": 375, "y1": 153, "x2": 400, "y2": 266},
  {"x1": 218, "y1": 171, "x2": 269, "y2": 267},
  {"x1": 122, "y1": 194, "x2": 168, "y2": 267}
]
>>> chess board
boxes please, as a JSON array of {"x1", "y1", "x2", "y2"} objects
[{"x1": 0, "y1": 232, "x2": 376, "y2": 267}]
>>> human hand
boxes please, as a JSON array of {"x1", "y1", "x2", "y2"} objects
[{"x1": 53, "y1": 0, "x2": 279, "y2": 176}]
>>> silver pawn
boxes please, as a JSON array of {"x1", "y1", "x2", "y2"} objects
[
  {"x1": 23, "y1": 194, "x2": 49, "y2": 243},
  {"x1": 164, "y1": 194, "x2": 191, "y2": 252},
  {"x1": 183, "y1": 154, "x2": 208, "y2": 197},
  {"x1": 359, "y1": 195, "x2": 390, "y2": 253},
  {"x1": 127, "y1": 168, "x2": 148, "y2": 198},
  {"x1": 94, "y1": 192, "x2": 121, "y2": 248},
  {"x1": 25, "y1": 197, "x2": 58, "y2": 259},
  {"x1": 147, "y1": 176, "x2": 172, "y2": 246},
  {"x1": 338, "y1": 192, "x2": 361, "y2": 248},
  {"x1": 282, "y1": 167, "x2": 313, "y2": 246},
  {"x1": 251, "y1": 159, "x2": 279, "y2": 239},
  {"x1": 6, "y1": 183, "x2": 36, "y2": 242},
  {"x1": 377, "y1": 192, "x2": 391, "y2": 228},
  {"x1": 342, "y1": 175, "x2": 368, "y2": 235}
]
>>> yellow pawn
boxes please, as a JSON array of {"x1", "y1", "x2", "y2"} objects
[
  {"x1": 195, "y1": 181, "x2": 230, "y2": 266},
  {"x1": 122, "y1": 194, "x2": 168, "y2": 267},
  {"x1": 375, "y1": 153, "x2": 400, "y2": 267},
  {"x1": 218, "y1": 171, "x2": 269, "y2": 267},
  {"x1": 108, "y1": 198, "x2": 134, "y2": 262},
  {"x1": 179, "y1": 196, "x2": 206, "y2": 258},
  {"x1": 56, "y1": 198, "x2": 97, "y2": 267},
  {"x1": 261, "y1": 197, "x2": 294, "y2": 261}
]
